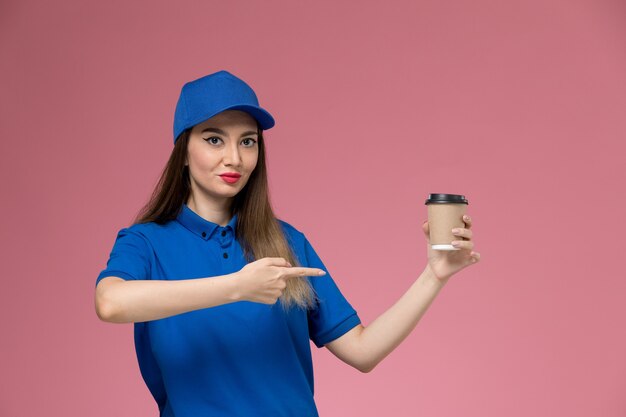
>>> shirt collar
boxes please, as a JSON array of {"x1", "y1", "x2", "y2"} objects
[{"x1": 176, "y1": 203, "x2": 238, "y2": 241}]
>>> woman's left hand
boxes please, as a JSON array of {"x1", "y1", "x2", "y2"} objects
[{"x1": 422, "y1": 214, "x2": 481, "y2": 281}]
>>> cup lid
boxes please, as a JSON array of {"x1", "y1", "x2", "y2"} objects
[{"x1": 425, "y1": 193, "x2": 469, "y2": 205}]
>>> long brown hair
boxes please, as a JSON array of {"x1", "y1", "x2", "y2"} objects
[{"x1": 131, "y1": 126, "x2": 319, "y2": 311}]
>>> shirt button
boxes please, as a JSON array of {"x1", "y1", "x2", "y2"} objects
[
  {"x1": 221, "y1": 230, "x2": 226, "y2": 237},
  {"x1": 201, "y1": 232, "x2": 206, "y2": 238},
  {"x1": 223, "y1": 252, "x2": 228, "y2": 259}
]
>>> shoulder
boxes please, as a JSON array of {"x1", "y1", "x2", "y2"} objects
[
  {"x1": 123, "y1": 221, "x2": 159, "y2": 236},
  {"x1": 276, "y1": 218, "x2": 307, "y2": 246},
  {"x1": 116, "y1": 220, "x2": 173, "y2": 246},
  {"x1": 276, "y1": 218, "x2": 303, "y2": 235}
]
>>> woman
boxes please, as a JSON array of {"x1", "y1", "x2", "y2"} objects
[{"x1": 95, "y1": 69, "x2": 481, "y2": 417}]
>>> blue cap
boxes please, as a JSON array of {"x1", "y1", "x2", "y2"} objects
[{"x1": 173, "y1": 70, "x2": 275, "y2": 144}]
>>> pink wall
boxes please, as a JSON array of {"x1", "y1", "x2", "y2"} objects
[{"x1": 1, "y1": 0, "x2": 624, "y2": 415}]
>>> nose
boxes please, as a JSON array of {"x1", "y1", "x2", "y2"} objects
[{"x1": 222, "y1": 141, "x2": 242, "y2": 167}]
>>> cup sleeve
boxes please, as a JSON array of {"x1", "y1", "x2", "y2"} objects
[
  {"x1": 96, "y1": 227, "x2": 152, "y2": 287},
  {"x1": 303, "y1": 236, "x2": 361, "y2": 348}
]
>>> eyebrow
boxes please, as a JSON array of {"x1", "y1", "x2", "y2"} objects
[{"x1": 200, "y1": 127, "x2": 258, "y2": 137}]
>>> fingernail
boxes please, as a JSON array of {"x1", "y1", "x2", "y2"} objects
[{"x1": 318, "y1": 270, "x2": 326, "y2": 275}]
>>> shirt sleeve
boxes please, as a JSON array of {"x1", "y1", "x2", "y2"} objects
[
  {"x1": 303, "y1": 235, "x2": 361, "y2": 348},
  {"x1": 96, "y1": 227, "x2": 152, "y2": 287}
]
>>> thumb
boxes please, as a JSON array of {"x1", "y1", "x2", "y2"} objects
[{"x1": 422, "y1": 220, "x2": 430, "y2": 239}]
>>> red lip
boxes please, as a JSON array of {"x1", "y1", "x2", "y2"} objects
[{"x1": 219, "y1": 172, "x2": 241, "y2": 184}]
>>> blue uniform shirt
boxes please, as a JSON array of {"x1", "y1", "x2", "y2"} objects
[{"x1": 96, "y1": 203, "x2": 361, "y2": 417}]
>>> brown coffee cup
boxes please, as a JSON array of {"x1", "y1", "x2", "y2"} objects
[{"x1": 424, "y1": 193, "x2": 469, "y2": 250}]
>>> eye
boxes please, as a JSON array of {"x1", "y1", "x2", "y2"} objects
[
  {"x1": 242, "y1": 138, "x2": 257, "y2": 147},
  {"x1": 203, "y1": 136, "x2": 222, "y2": 145}
]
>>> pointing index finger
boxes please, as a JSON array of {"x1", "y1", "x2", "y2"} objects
[{"x1": 286, "y1": 267, "x2": 327, "y2": 277}]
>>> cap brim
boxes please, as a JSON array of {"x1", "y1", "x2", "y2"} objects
[
  {"x1": 187, "y1": 104, "x2": 275, "y2": 132},
  {"x1": 222, "y1": 104, "x2": 275, "y2": 130}
]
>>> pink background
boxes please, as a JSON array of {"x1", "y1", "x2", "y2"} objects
[{"x1": 1, "y1": 0, "x2": 625, "y2": 415}]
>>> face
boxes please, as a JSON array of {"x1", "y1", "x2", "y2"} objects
[{"x1": 186, "y1": 110, "x2": 259, "y2": 205}]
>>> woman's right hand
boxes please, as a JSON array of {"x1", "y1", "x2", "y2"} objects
[{"x1": 234, "y1": 257, "x2": 326, "y2": 304}]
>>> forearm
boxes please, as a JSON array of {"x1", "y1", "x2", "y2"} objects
[
  {"x1": 359, "y1": 265, "x2": 448, "y2": 371},
  {"x1": 100, "y1": 273, "x2": 241, "y2": 323}
]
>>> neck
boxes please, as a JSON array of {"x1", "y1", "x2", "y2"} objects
[{"x1": 186, "y1": 194, "x2": 233, "y2": 227}]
